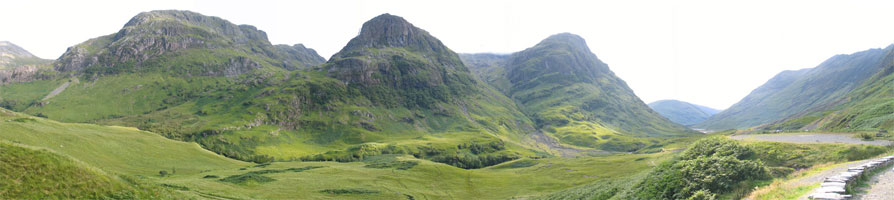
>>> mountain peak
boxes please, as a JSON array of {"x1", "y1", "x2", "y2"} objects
[
  {"x1": 537, "y1": 33, "x2": 592, "y2": 55},
  {"x1": 543, "y1": 33, "x2": 586, "y2": 44},
  {"x1": 337, "y1": 13, "x2": 450, "y2": 55},
  {"x1": 0, "y1": 41, "x2": 36, "y2": 59},
  {"x1": 357, "y1": 13, "x2": 416, "y2": 45}
]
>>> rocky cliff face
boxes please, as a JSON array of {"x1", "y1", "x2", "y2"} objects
[
  {"x1": 0, "y1": 41, "x2": 53, "y2": 84},
  {"x1": 325, "y1": 14, "x2": 476, "y2": 108},
  {"x1": 54, "y1": 10, "x2": 323, "y2": 75}
]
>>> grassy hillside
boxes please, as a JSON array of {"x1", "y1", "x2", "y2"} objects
[
  {"x1": 770, "y1": 50, "x2": 894, "y2": 132},
  {"x1": 0, "y1": 108, "x2": 247, "y2": 175},
  {"x1": 700, "y1": 46, "x2": 891, "y2": 130},
  {"x1": 0, "y1": 142, "x2": 184, "y2": 199},
  {"x1": 464, "y1": 34, "x2": 694, "y2": 151},
  {"x1": 648, "y1": 99, "x2": 720, "y2": 126},
  {"x1": 0, "y1": 108, "x2": 681, "y2": 199}
]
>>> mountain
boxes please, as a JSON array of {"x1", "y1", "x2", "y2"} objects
[
  {"x1": 648, "y1": 100, "x2": 720, "y2": 126},
  {"x1": 464, "y1": 33, "x2": 694, "y2": 151},
  {"x1": 698, "y1": 45, "x2": 892, "y2": 130},
  {"x1": 768, "y1": 47, "x2": 894, "y2": 131},
  {"x1": 325, "y1": 14, "x2": 478, "y2": 109},
  {"x1": 54, "y1": 10, "x2": 324, "y2": 75},
  {"x1": 0, "y1": 11, "x2": 543, "y2": 168},
  {"x1": 0, "y1": 41, "x2": 53, "y2": 83}
]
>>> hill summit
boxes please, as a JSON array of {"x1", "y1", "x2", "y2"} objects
[
  {"x1": 55, "y1": 10, "x2": 324, "y2": 75},
  {"x1": 327, "y1": 13, "x2": 476, "y2": 108}
]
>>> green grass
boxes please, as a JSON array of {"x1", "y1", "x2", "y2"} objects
[
  {"x1": 0, "y1": 142, "x2": 184, "y2": 199},
  {"x1": 0, "y1": 108, "x2": 676, "y2": 199},
  {"x1": 0, "y1": 108, "x2": 247, "y2": 175}
]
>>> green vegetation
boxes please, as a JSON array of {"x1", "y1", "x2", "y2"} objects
[
  {"x1": 464, "y1": 34, "x2": 695, "y2": 152},
  {"x1": 539, "y1": 137, "x2": 892, "y2": 199},
  {"x1": 0, "y1": 108, "x2": 671, "y2": 199},
  {"x1": 703, "y1": 46, "x2": 894, "y2": 131},
  {"x1": 0, "y1": 108, "x2": 247, "y2": 175},
  {"x1": 628, "y1": 138, "x2": 768, "y2": 199},
  {"x1": 0, "y1": 142, "x2": 183, "y2": 199}
]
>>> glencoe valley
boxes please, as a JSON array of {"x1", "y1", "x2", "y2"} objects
[{"x1": 2, "y1": 2, "x2": 894, "y2": 200}]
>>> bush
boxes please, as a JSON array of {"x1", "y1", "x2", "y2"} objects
[
  {"x1": 680, "y1": 137, "x2": 753, "y2": 160},
  {"x1": 687, "y1": 190, "x2": 716, "y2": 200},
  {"x1": 629, "y1": 138, "x2": 768, "y2": 199}
]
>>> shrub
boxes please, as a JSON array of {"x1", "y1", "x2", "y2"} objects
[
  {"x1": 680, "y1": 137, "x2": 753, "y2": 160},
  {"x1": 629, "y1": 138, "x2": 768, "y2": 199},
  {"x1": 687, "y1": 190, "x2": 716, "y2": 200}
]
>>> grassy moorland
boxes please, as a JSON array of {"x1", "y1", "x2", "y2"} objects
[{"x1": 0, "y1": 108, "x2": 675, "y2": 199}]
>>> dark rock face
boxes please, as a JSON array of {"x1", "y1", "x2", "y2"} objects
[
  {"x1": 53, "y1": 10, "x2": 323, "y2": 76},
  {"x1": 325, "y1": 14, "x2": 476, "y2": 107},
  {"x1": 340, "y1": 14, "x2": 450, "y2": 54}
]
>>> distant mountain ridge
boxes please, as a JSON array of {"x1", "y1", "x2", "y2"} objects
[
  {"x1": 648, "y1": 100, "x2": 720, "y2": 126},
  {"x1": 0, "y1": 41, "x2": 53, "y2": 83},
  {"x1": 698, "y1": 45, "x2": 894, "y2": 131}
]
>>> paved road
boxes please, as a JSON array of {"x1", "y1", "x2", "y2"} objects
[{"x1": 730, "y1": 133, "x2": 893, "y2": 146}]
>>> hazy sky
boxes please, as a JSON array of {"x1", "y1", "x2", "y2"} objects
[{"x1": 3, "y1": 0, "x2": 893, "y2": 109}]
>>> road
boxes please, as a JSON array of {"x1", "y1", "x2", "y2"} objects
[{"x1": 730, "y1": 133, "x2": 893, "y2": 146}]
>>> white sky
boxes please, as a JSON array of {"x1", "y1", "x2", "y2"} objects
[{"x1": 2, "y1": 0, "x2": 893, "y2": 110}]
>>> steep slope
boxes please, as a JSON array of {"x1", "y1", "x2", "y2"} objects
[
  {"x1": 465, "y1": 33, "x2": 694, "y2": 151},
  {"x1": 325, "y1": 14, "x2": 478, "y2": 109},
  {"x1": 648, "y1": 100, "x2": 720, "y2": 126},
  {"x1": 54, "y1": 10, "x2": 324, "y2": 75},
  {"x1": 2, "y1": 12, "x2": 543, "y2": 168},
  {"x1": 770, "y1": 47, "x2": 894, "y2": 131},
  {"x1": 460, "y1": 53, "x2": 512, "y2": 92},
  {"x1": 0, "y1": 41, "x2": 53, "y2": 84},
  {"x1": 699, "y1": 46, "x2": 891, "y2": 130}
]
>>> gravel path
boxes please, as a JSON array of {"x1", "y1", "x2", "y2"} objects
[
  {"x1": 730, "y1": 133, "x2": 893, "y2": 146},
  {"x1": 795, "y1": 161, "x2": 865, "y2": 200},
  {"x1": 853, "y1": 164, "x2": 894, "y2": 200}
]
